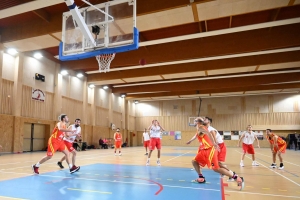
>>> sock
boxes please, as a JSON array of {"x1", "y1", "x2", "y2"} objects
[
  {"x1": 198, "y1": 173, "x2": 204, "y2": 178},
  {"x1": 147, "y1": 158, "x2": 150, "y2": 161},
  {"x1": 157, "y1": 158, "x2": 160, "y2": 161},
  {"x1": 240, "y1": 160, "x2": 243, "y2": 163},
  {"x1": 35, "y1": 162, "x2": 40, "y2": 167},
  {"x1": 232, "y1": 172, "x2": 237, "y2": 179},
  {"x1": 69, "y1": 164, "x2": 72, "y2": 169}
]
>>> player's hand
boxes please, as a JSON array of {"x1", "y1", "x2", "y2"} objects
[
  {"x1": 186, "y1": 141, "x2": 191, "y2": 145},
  {"x1": 237, "y1": 144, "x2": 239, "y2": 147},
  {"x1": 214, "y1": 144, "x2": 220, "y2": 152}
]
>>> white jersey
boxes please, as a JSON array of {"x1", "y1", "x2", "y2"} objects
[
  {"x1": 208, "y1": 126, "x2": 223, "y2": 144},
  {"x1": 150, "y1": 125, "x2": 161, "y2": 138},
  {"x1": 143, "y1": 132, "x2": 150, "y2": 141},
  {"x1": 243, "y1": 131, "x2": 255, "y2": 144},
  {"x1": 64, "y1": 124, "x2": 81, "y2": 143}
]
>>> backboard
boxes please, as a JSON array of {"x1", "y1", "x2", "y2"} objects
[{"x1": 59, "y1": 0, "x2": 138, "y2": 61}]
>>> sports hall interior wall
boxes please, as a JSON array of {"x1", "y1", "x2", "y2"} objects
[
  {"x1": 135, "y1": 96, "x2": 300, "y2": 148},
  {"x1": 0, "y1": 52, "x2": 136, "y2": 153}
]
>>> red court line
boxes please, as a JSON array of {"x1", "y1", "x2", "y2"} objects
[{"x1": 221, "y1": 178, "x2": 226, "y2": 200}]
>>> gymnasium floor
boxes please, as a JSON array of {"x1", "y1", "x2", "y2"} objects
[{"x1": 0, "y1": 147, "x2": 299, "y2": 200}]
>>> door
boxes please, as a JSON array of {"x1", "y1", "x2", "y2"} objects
[{"x1": 23, "y1": 123, "x2": 46, "y2": 152}]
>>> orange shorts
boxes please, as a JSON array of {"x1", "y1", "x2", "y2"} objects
[
  {"x1": 242, "y1": 143, "x2": 255, "y2": 154},
  {"x1": 144, "y1": 140, "x2": 150, "y2": 147},
  {"x1": 115, "y1": 141, "x2": 121, "y2": 148},
  {"x1": 217, "y1": 143, "x2": 227, "y2": 162},
  {"x1": 64, "y1": 141, "x2": 75, "y2": 152},
  {"x1": 273, "y1": 143, "x2": 287, "y2": 153},
  {"x1": 149, "y1": 138, "x2": 161, "y2": 150},
  {"x1": 47, "y1": 138, "x2": 66, "y2": 156},
  {"x1": 194, "y1": 147, "x2": 219, "y2": 170}
]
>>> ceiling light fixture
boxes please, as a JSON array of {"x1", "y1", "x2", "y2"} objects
[
  {"x1": 7, "y1": 48, "x2": 18, "y2": 55},
  {"x1": 76, "y1": 73, "x2": 83, "y2": 78},
  {"x1": 61, "y1": 70, "x2": 68, "y2": 76},
  {"x1": 34, "y1": 52, "x2": 43, "y2": 59}
]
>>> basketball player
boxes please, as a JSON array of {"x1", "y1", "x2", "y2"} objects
[
  {"x1": 142, "y1": 128, "x2": 150, "y2": 155},
  {"x1": 190, "y1": 117, "x2": 244, "y2": 190},
  {"x1": 146, "y1": 120, "x2": 165, "y2": 166},
  {"x1": 57, "y1": 118, "x2": 81, "y2": 169},
  {"x1": 266, "y1": 129, "x2": 286, "y2": 169},
  {"x1": 114, "y1": 128, "x2": 122, "y2": 156},
  {"x1": 32, "y1": 114, "x2": 80, "y2": 174},
  {"x1": 237, "y1": 125, "x2": 260, "y2": 167},
  {"x1": 204, "y1": 117, "x2": 236, "y2": 181}
]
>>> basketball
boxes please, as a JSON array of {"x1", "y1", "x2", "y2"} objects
[{"x1": 139, "y1": 58, "x2": 146, "y2": 65}]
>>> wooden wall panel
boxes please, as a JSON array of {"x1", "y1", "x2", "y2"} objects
[
  {"x1": 95, "y1": 106, "x2": 109, "y2": 127},
  {"x1": 87, "y1": 104, "x2": 92, "y2": 125},
  {"x1": 113, "y1": 111, "x2": 122, "y2": 129},
  {"x1": 61, "y1": 96, "x2": 83, "y2": 122},
  {"x1": 0, "y1": 79, "x2": 14, "y2": 115},
  {"x1": 0, "y1": 114, "x2": 14, "y2": 152},
  {"x1": 21, "y1": 85, "x2": 54, "y2": 120},
  {"x1": 92, "y1": 126, "x2": 110, "y2": 148},
  {"x1": 129, "y1": 115, "x2": 136, "y2": 131}
]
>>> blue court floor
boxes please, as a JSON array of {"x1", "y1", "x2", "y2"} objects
[{"x1": 0, "y1": 164, "x2": 223, "y2": 200}]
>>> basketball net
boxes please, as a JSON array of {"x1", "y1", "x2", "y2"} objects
[{"x1": 95, "y1": 53, "x2": 116, "y2": 73}]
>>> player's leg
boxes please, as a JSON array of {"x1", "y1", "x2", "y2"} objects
[
  {"x1": 156, "y1": 138, "x2": 161, "y2": 166},
  {"x1": 57, "y1": 156, "x2": 66, "y2": 169},
  {"x1": 114, "y1": 142, "x2": 117, "y2": 155},
  {"x1": 144, "y1": 141, "x2": 148, "y2": 155},
  {"x1": 146, "y1": 139, "x2": 155, "y2": 166},
  {"x1": 270, "y1": 150, "x2": 277, "y2": 168},
  {"x1": 277, "y1": 144, "x2": 286, "y2": 169},
  {"x1": 192, "y1": 159, "x2": 206, "y2": 183},
  {"x1": 62, "y1": 149, "x2": 80, "y2": 173},
  {"x1": 118, "y1": 143, "x2": 122, "y2": 155}
]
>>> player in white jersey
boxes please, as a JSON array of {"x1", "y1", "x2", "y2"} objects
[
  {"x1": 57, "y1": 118, "x2": 81, "y2": 169},
  {"x1": 142, "y1": 128, "x2": 150, "y2": 155},
  {"x1": 146, "y1": 120, "x2": 165, "y2": 166},
  {"x1": 237, "y1": 125, "x2": 260, "y2": 167}
]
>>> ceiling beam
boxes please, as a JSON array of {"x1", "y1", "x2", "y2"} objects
[
  {"x1": 32, "y1": 9, "x2": 51, "y2": 23},
  {"x1": 87, "y1": 51, "x2": 300, "y2": 82},
  {"x1": 126, "y1": 82, "x2": 300, "y2": 98},
  {"x1": 65, "y1": 24, "x2": 300, "y2": 70},
  {"x1": 112, "y1": 72, "x2": 300, "y2": 93},
  {"x1": 0, "y1": 0, "x2": 207, "y2": 43}
]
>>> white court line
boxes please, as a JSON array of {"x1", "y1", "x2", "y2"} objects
[
  {"x1": 2, "y1": 149, "x2": 145, "y2": 170},
  {"x1": 226, "y1": 190, "x2": 300, "y2": 199},
  {"x1": 162, "y1": 151, "x2": 192, "y2": 163},
  {"x1": 235, "y1": 150, "x2": 300, "y2": 187},
  {"x1": 255, "y1": 152, "x2": 300, "y2": 167},
  {"x1": 0, "y1": 171, "x2": 220, "y2": 192}
]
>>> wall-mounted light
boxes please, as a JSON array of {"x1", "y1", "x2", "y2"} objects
[
  {"x1": 34, "y1": 52, "x2": 43, "y2": 59},
  {"x1": 89, "y1": 84, "x2": 95, "y2": 88},
  {"x1": 61, "y1": 70, "x2": 68, "y2": 76},
  {"x1": 103, "y1": 85, "x2": 109, "y2": 90},
  {"x1": 121, "y1": 94, "x2": 126, "y2": 98},
  {"x1": 134, "y1": 100, "x2": 139, "y2": 104},
  {"x1": 7, "y1": 48, "x2": 18, "y2": 56},
  {"x1": 76, "y1": 73, "x2": 83, "y2": 78}
]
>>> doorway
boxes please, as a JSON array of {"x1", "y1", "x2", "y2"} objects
[{"x1": 23, "y1": 123, "x2": 46, "y2": 152}]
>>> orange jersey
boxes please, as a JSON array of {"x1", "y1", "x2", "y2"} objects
[
  {"x1": 266, "y1": 133, "x2": 286, "y2": 145},
  {"x1": 50, "y1": 123, "x2": 66, "y2": 141},
  {"x1": 115, "y1": 133, "x2": 122, "y2": 141}
]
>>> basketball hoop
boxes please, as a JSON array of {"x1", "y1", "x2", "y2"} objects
[{"x1": 95, "y1": 53, "x2": 116, "y2": 73}]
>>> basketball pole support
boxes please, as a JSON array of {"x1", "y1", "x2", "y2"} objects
[{"x1": 64, "y1": 0, "x2": 96, "y2": 47}]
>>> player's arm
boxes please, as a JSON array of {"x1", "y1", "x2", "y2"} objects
[
  {"x1": 273, "y1": 136, "x2": 279, "y2": 148},
  {"x1": 209, "y1": 130, "x2": 220, "y2": 150},
  {"x1": 57, "y1": 122, "x2": 74, "y2": 132},
  {"x1": 113, "y1": 133, "x2": 116, "y2": 141},
  {"x1": 254, "y1": 135, "x2": 260, "y2": 148},
  {"x1": 186, "y1": 134, "x2": 197, "y2": 144},
  {"x1": 237, "y1": 133, "x2": 245, "y2": 147}
]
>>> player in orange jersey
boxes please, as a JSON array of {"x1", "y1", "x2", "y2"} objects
[
  {"x1": 266, "y1": 129, "x2": 286, "y2": 170},
  {"x1": 114, "y1": 128, "x2": 122, "y2": 156},
  {"x1": 32, "y1": 114, "x2": 80, "y2": 174},
  {"x1": 187, "y1": 117, "x2": 244, "y2": 190}
]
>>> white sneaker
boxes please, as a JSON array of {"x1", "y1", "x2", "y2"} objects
[
  {"x1": 252, "y1": 161, "x2": 259, "y2": 166},
  {"x1": 119, "y1": 153, "x2": 122, "y2": 156},
  {"x1": 270, "y1": 163, "x2": 276, "y2": 168},
  {"x1": 240, "y1": 162, "x2": 244, "y2": 167},
  {"x1": 114, "y1": 153, "x2": 117, "y2": 156},
  {"x1": 146, "y1": 160, "x2": 150, "y2": 166},
  {"x1": 157, "y1": 160, "x2": 161, "y2": 166},
  {"x1": 278, "y1": 165, "x2": 284, "y2": 170}
]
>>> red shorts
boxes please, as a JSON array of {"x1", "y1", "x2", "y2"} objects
[
  {"x1": 149, "y1": 138, "x2": 161, "y2": 150},
  {"x1": 274, "y1": 143, "x2": 287, "y2": 153},
  {"x1": 217, "y1": 143, "x2": 227, "y2": 162},
  {"x1": 144, "y1": 140, "x2": 150, "y2": 147},
  {"x1": 64, "y1": 141, "x2": 75, "y2": 152},
  {"x1": 47, "y1": 138, "x2": 66, "y2": 156},
  {"x1": 243, "y1": 143, "x2": 255, "y2": 154},
  {"x1": 115, "y1": 141, "x2": 121, "y2": 148},
  {"x1": 194, "y1": 147, "x2": 219, "y2": 170}
]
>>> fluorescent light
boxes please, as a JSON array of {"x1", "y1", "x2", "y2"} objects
[
  {"x1": 134, "y1": 100, "x2": 139, "y2": 104},
  {"x1": 103, "y1": 86, "x2": 109, "y2": 90},
  {"x1": 61, "y1": 70, "x2": 68, "y2": 76},
  {"x1": 89, "y1": 84, "x2": 95, "y2": 88},
  {"x1": 121, "y1": 94, "x2": 126, "y2": 98},
  {"x1": 34, "y1": 52, "x2": 43, "y2": 59},
  {"x1": 76, "y1": 73, "x2": 83, "y2": 78},
  {"x1": 7, "y1": 48, "x2": 18, "y2": 55}
]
